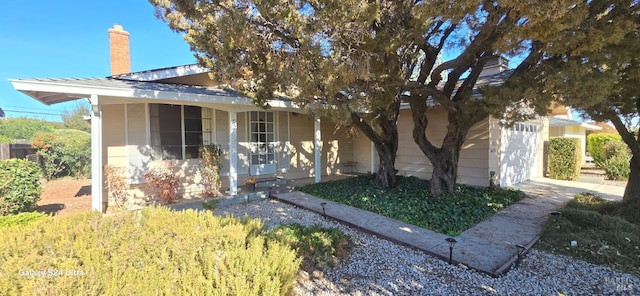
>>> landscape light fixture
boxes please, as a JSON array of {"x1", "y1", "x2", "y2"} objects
[
  {"x1": 320, "y1": 202, "x2": 327, "y2": 219},
  {"x1": 515, "y1": 244, "x2": 526, "y2": 264},
  {"x1": 550, "y1": 211, "x2": 561, "y2": 221},
  {"x1": 445, "y1": 237, "x2": 457, "y2": 265}
]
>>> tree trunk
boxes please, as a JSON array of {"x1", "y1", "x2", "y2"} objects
[
  {"x1": 375, "y1": 144, "x2": 397, "y2": 188},
  {"x1": 350, "y1": 101, "x2": 400, "y2": 188},
  {"x1": 624, "y1": 156, "x2": 640, "y2": 203},
  {"x1": 429, "y1": 144, "x2": 461, "y2": 196},
  {"x1": 409, "y1": 98, "x2": 479, "y2": 196}
]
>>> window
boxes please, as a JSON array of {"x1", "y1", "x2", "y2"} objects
[
  {"x1": 250, "y1": 111, "x2": 275, "y2": 168},
  {"x1": 184, "y1": 105, "x2": 206, "y2": 158},
  {"x1": 150, "y1": 104, "x2": 211, "y2": 160}
]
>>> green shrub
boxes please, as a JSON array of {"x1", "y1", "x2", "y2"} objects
[
  {"x1": 0, "y1": 207, "x2": 301, "y2": 295},
  {"x1": 0, "y1": 159, "x2": 43, "y2": 215},
  {"x1": 269, "y1": 223, "x2": 351, "y2": 269},
  {"x1": 548, "y1": 137, "x2": 581, "y2": 180},
  {"x1": 587, "y1": 133, "x2": 622, "y2": 164},
  {"x1": 0, "y1": 135, "x2": 13, "y2": 143},
  {"x1": 0, "y1": 211, "x2": 48, "y2": 227},
  {"x1": 596, "y1": 140, "x2": 631, "y2": 180},
  {"x1": 31, "y1": 129, "x2": 91, "y2": 180},
  {"x1": 0, "y1": 118, "x2": 56, "y2": 140}
]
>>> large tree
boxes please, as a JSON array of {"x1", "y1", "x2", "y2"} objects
[
  {"x1": 151, "y1": 0, "x2": 627, "y2": 194},
  {"x1": 61, "y1": 103, "x2": 91, "y2": 133},
  {"x1": 151, "y1": 0, "x2": 417, "y2": 187},
  {"x1": 489, "y1": 0, "x2": 640, "y2": 201}
]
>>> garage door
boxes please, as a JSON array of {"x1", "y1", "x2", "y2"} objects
[{"x1": 500, "y1": 122, "x2": 542, "y2": 187}]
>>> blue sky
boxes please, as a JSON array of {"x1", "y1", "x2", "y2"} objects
[{"x1": 0, "y1": 0, "x2": 196, "y2": 121}]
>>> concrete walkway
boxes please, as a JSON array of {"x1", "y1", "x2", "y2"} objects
[{"x1": 271, "y1": 177, "x2": 625, "y2": 276}]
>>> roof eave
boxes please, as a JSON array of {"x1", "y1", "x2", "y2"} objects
[
  {"x1": 580, "y1": 123, "x2": 603, "y2": 131},
  {"x1": 9, "y1": 79, "x2": 89, "y2": 105},
  {"x1": 9, "y1": 78, "x2": 300, "y2": 111},
  {"x1": 9, "y1": 78, "x2": 253, "y2": 106}
]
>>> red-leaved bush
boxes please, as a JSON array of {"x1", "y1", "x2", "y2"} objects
[{"x1": 143, "y1": 167, "x2": 180, "y2": 204}]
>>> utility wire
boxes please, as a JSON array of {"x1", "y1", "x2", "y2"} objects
[
  {"x1": 1, "y1": 105, "x2": 63, "y2": 112},
  {"x1": 3, "y1": 109, "x2": 63, "y2": 116}
]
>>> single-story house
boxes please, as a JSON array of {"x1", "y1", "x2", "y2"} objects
[
  {"x1": 548, "y1": 105, "x2": 602, "y2": 163},
  {"x1": 9, "y1": 26, "x2": 547, "y2": 212}
]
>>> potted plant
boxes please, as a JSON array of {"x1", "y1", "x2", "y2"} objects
[{"x1": 245, "y1": 177, "x2": 256, "y2": 192}]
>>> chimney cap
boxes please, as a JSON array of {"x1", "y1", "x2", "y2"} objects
[{"x1": 109, "y1": 24, "x2": 128, "y2": 34}]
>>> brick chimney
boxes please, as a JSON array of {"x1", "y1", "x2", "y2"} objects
[{"x1": 108, "y1": 25, "x2": 130, "y2": 76}]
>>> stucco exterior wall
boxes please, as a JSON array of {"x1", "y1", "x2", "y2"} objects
[
  {"x1": 102, "y1": 104, "x2": 126, "y2": 207},
  {"x1": 392, "y1": 108, "x2": 490, "y2": 187},
  {"x1": 350, "y1": 132, "x2": 377, "y2": 174},
  {"x1": 287, "y1": 114, "x2": 354, "y2": 179}
]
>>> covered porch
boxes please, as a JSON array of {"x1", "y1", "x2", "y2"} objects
[{"x1": 10, "y1": 77, "x2": 377, "y2": 212}]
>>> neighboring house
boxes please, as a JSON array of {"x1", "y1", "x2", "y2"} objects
[
  {"x1": 548, "y1": 105, "x2": 602, "y2": 163},
  {"x1": 9, "y1": 26, "x2": 547, "y2": 212}
]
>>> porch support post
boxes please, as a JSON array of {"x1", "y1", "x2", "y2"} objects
[
  {"x1": 229, "y1": 111, "x2": 238, "y2": 195},
  {"x1": 370, "y1": 140, "x2": 376, "y2": 174},
  {"x1": 89, "y1": 94, "x2": 104, "y2": 213},
  {"x1": 314, "y1": 117, "x2": 322, "y2": 183}
]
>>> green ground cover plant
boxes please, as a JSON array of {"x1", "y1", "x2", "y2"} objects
[
  {"x1": 268, "y1": 223, "x2": 352, "y2": 269},
  {"x1": 0, "y1": 207, "x2": 301, "y2": 295},
  {"x1": 201, "y1": 199, "x2": 219, "y2": 210},
  {"x1": 538, "y1": 193, "x2": 640, "y2": 276},
  {"x1": 300, "y1": 175, "x2": 524, "y2": 235}
]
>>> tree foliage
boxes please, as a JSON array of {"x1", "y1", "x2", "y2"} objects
[
  {"x1": 61, "y1": 103, "x2": 91, "y2": 133},
  {"x1": 488, "y1": 0, "x2": 639, "y2": 200},
  {"x1": 151, "y1": 0, "x2": 407, "y2": 187},
  {"x1": 151, "y1": 0, "x2": 635, "y2": 194}
]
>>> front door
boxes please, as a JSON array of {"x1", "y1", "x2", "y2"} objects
[{"x1": 250, "y1": 111, "x2": 276, "y2": 175}]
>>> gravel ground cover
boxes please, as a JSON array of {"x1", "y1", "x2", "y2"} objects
[{"x1": 214, "y1": 199, "x2": 640, "y2": 295}]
